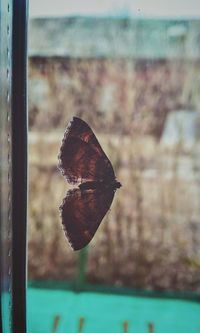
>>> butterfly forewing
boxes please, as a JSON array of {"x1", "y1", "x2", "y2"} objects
[
  {"x1": 58, "y1": 117, "x2": 115, "y2": 185},
  {"x1": 60, "y1": 188, "x2": 115, "y2": 250}
]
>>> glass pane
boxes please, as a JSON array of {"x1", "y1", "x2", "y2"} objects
[
  {"x1": 0, "y1": 0, "x2": 13, "y2": 332},
  {"x1": 28, "y1": 1, "x2": 200, "y2": 332}
]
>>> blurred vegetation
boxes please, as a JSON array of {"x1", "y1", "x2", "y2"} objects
[
  {"x1": 28, "y1": 131, "x2": 200, "y2": 291},
  {"x1": 28, "y1": 55, "x2": 200, "y2": 291}
]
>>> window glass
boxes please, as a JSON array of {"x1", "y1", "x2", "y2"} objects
[
  {"x1": 28, "y1": 1, "x2": 200, "y2": 332},
  {"x1": 0, "y1": 1, "x2": 12, "y2": 332}
]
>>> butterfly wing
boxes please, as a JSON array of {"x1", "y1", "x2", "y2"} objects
[
  {"x1": 58, "y1": 117, "x2": 115, "y2": 185},
  {"x1": 60, "y1": 187, "x2": 115, "y2": 250}
]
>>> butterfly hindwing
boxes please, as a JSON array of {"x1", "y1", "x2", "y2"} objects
[
  {"x1": 58, "y1": 117, "x2": 115, "y2": 184},
  {"x1": 60, "y1": 187, "x2": 115, "y2": 250}
]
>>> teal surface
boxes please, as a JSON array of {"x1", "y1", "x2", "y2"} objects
[{"x1": 27, "y1": 288, "x2": 200, "y2": 333}]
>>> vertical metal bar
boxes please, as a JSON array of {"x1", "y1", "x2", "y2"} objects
[
  {"x1": 148, "y1": 322, "x2": 154, "y2": 333},
  {"x1": 77, "y1": 247, "x2": 88, "y2": 286},
  {"x1": 51, "y1": 315, "x2": 61, "y2": 333},
  {"x1": 122, "y1": 320, "x2": 129, "y2": 333},
  {"x1": 77, "y1": 317, "x2": 85, "y2": 333},
  {"x1": 12, "y1": 0, "x2": 28, "y2": 332}
]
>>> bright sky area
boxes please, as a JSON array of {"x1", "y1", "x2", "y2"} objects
[{"x1": 29, "y1": 0, "x2": 200, "y2": 18}]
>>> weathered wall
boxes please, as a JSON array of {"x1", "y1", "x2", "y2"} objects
[{"x1": 29, "y1": 57, "x2": 200, "y2": 137}]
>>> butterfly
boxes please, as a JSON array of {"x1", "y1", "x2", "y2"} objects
[{"x1": 58, "y1": 117, "x2": 121, "y2": 251}]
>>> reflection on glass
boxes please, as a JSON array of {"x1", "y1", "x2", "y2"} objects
[{"x1": 0, "y1": 0, "x2": 12, "y2": 332}]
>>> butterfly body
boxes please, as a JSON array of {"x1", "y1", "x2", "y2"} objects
[
  {"x1": 58, "y1": 117, "x2": 121, "y2": 251},
  {"x1": 79, "y1": 179, "x2": 121, "y2": 191}
]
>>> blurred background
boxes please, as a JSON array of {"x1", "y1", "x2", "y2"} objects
[{"x1": 28, "y1": 1, "x2": 200, "y2": 332}]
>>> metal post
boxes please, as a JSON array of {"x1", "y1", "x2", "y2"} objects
[{"x1": 12, "y1": 0, "x2": 28, "y2": 332}]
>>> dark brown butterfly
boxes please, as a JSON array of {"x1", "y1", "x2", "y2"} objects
[{"x1": 58, "y1": 117, "x2": 121, "y2": 251}]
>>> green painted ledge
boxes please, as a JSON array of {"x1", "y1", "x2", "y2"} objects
[
  {"x1": 28, "y1": 280, "x2": 200, "y2": 303},
  {"x1": 27, "y1": 286, "x2": 200, "y2": 333}
]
